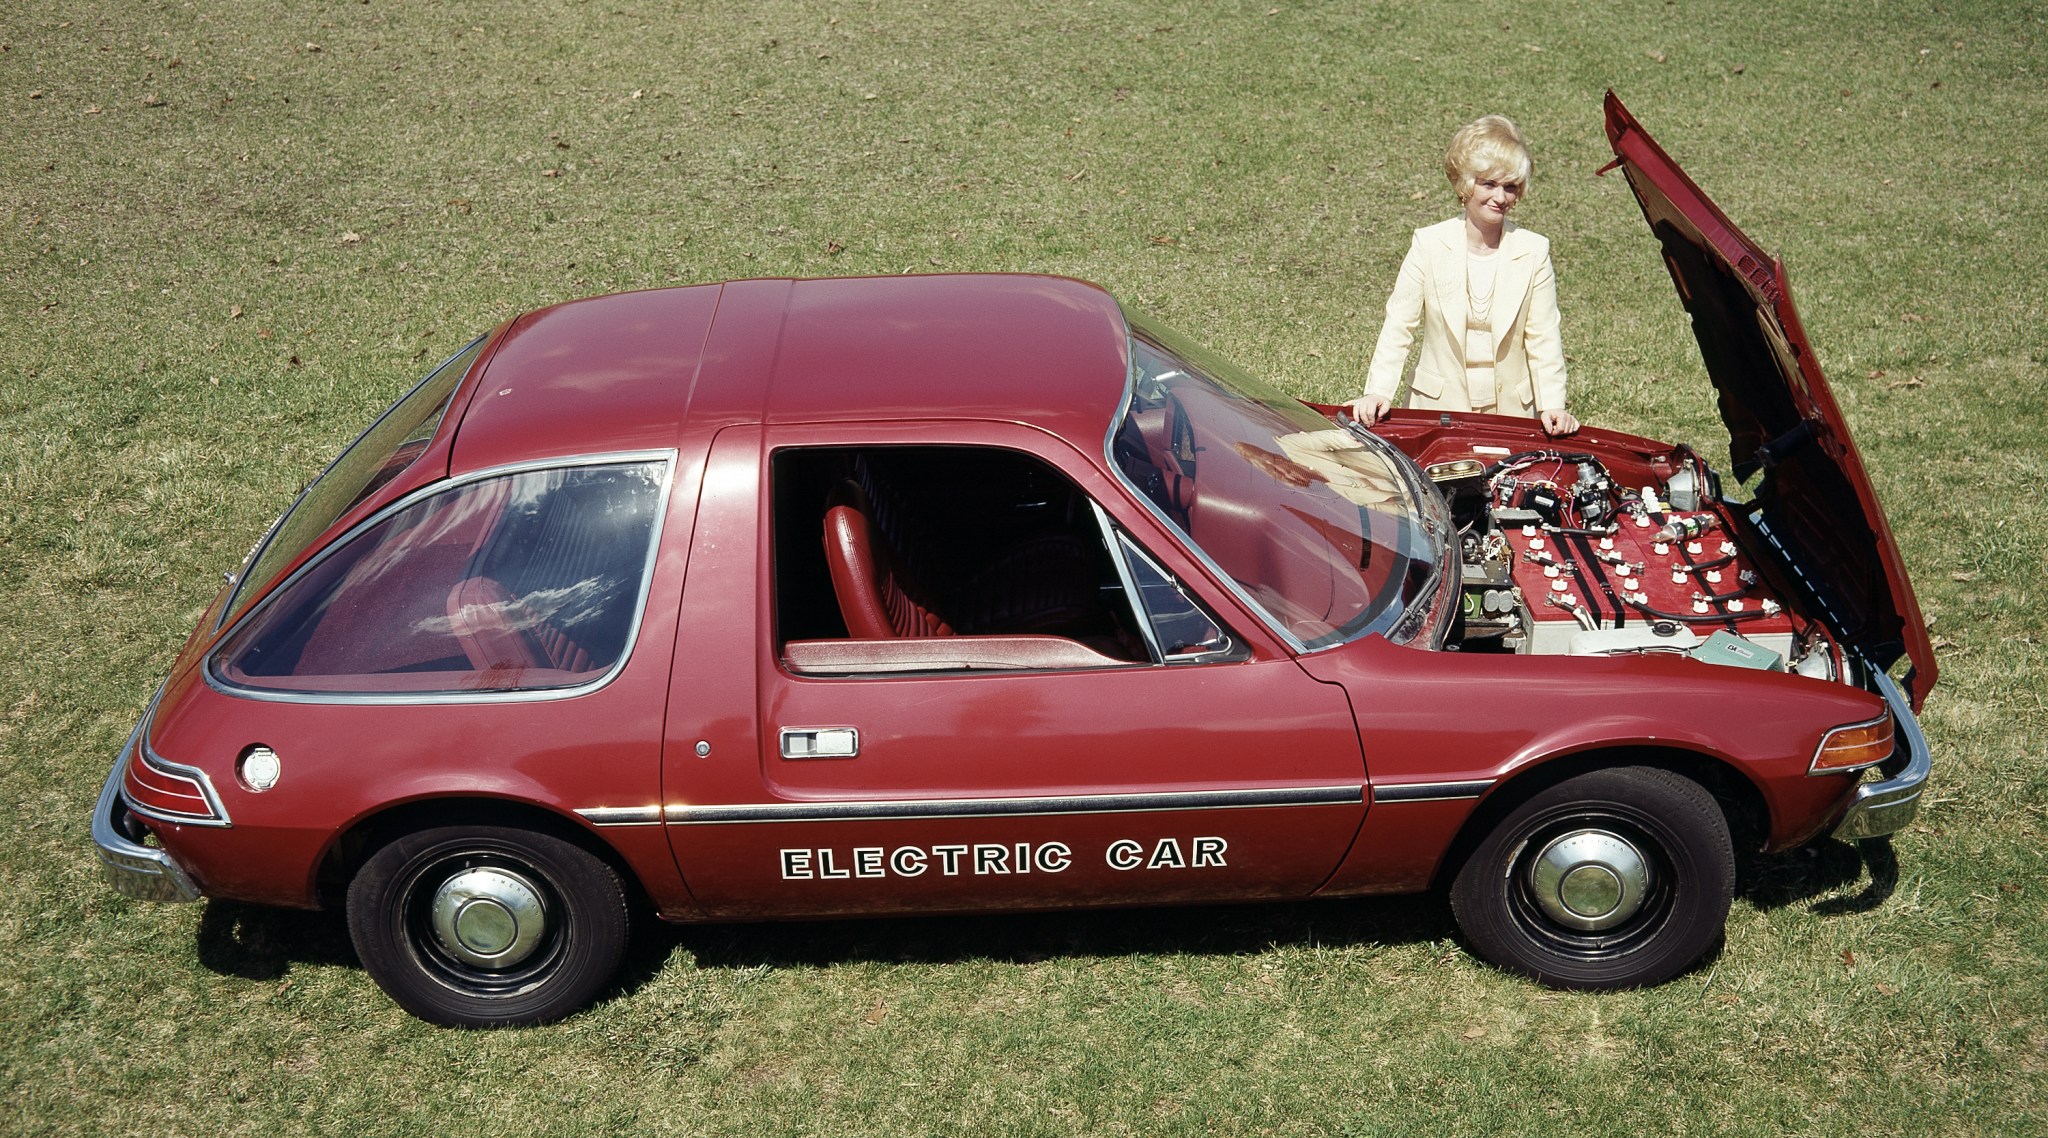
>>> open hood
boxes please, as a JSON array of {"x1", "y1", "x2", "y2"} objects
[{"x1": 1601, "y1": 91, "x2": 1935, "y2": 710}]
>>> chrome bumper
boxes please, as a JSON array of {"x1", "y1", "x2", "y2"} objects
[
  {"x1": 90, "y1": 712, "x2": 202, "y2": 903},
  {"x1": 1828, "y1": 670, "x2": 1932, "y2": 842}
]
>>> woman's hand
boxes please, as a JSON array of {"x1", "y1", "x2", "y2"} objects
[
  {"x1": 1348, "y1": 393, "x2": 1393, "y2": 424},
  {"x1": 1540, "y1": 408, "x2": 1580, "y2": 436}
]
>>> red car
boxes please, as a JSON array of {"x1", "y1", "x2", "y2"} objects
[{"x1": 94, "y1": 94, "x2": 1934, "y2": 1027}]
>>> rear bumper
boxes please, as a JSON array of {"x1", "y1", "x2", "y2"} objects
[
  {"x1": 90, "y1": 711, "x2": 202, "y2": 904},
  {"x1": 1828, "y1": 670, "x2": 1932, "y2": 842}
]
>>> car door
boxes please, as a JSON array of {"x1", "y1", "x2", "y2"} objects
[{"x1": 661, "y1": 425, "x2": 1368, "y2": 919}]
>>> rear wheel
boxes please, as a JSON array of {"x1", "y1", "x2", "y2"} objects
[
  {"x1": 347, "y1": 825, "x2": 629, "y2": 1027},
  {"x1": 1450, "y1": 766, "x2": 1733, "y2": 989}
]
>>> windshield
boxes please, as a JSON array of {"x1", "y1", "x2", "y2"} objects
[
  {"x1": 223, "y1": 336, "x2": 486, "y2": 625},
  {"x1": 1109, "y1": 312, "x2": 1448, "y2": 649}
]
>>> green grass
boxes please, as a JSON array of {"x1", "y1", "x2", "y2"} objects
[{"x1": 5, "y1": 1, "x2": 2046, "y2": 1134}]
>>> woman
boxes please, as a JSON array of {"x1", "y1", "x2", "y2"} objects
[{"x1": 1349, "y1": 115, "x2": 1579, "y2": 437}]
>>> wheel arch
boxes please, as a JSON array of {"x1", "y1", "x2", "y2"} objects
[
  {"x1": 314, "y1": 796, "x2": 648, "y2": 912},
  {"x1": 1430, "y1": 745, "x2": 1768, "y2": 894}
]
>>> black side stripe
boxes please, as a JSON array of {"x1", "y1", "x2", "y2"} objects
[{"x1": 1372, "y1": 780, "x2": 1493, "y2": 804}]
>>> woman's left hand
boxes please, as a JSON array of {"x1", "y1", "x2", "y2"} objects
[{"x1": 1540, "y1": 408, "x2": 1580, "y2": 436}]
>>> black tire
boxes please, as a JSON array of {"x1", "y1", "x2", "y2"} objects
[
  {"x1": 1450, "y1": 766, "x2": 1733, "y2": 990},
  {"x1": 347, "y1": 825, "x2": 629, "y2": 1027}
]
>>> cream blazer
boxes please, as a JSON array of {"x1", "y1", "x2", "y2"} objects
[{"x1": 1362, "y1": 217, "x2": 1568, "y2": 415}]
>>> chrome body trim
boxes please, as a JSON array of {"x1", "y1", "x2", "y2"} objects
[
  {"x1": 125, "y1": 728, "x2": 233, "y2": 828},
  {"x1": 665, "y1": 785, "x2": 1364, "y2": 825},
  {"x1": 1829, "y1": 669, "x2": 1932, "y2": 841},
  {"x1": 91, "y1": 704, "x2": 203, "y2": 903},
  {"x1": 1372, "y1": 779, "x2": 1494, "y2": 804},
  {"x1": 204, "y1": 449, "x2": 678, "y2": 706},
  {"x1": 575, "y1": 806, "x2": 664, "y2": 827}
]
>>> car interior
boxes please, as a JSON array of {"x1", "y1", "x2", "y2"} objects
[{"x1": 771, "y1": 446, "x2": 1167, "y2": 675}]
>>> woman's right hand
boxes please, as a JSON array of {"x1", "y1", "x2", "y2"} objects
[{"x1": 1348, "y1": 393, "x2": 1393, "y2": 424}]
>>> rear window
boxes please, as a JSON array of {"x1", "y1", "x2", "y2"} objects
[{"x1": 213, "y1": 457, "x2": 669, "y2": 697}]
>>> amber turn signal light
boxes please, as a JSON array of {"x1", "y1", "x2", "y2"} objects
[{"x1": 1809, "y1": 715, "x2": 1894, "y2": 774}]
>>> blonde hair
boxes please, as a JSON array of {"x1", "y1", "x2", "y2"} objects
[{"x1": 1445, "y1": 115, "x2": 1532, "y2": 203}]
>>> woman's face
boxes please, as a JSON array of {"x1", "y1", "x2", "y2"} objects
[{"x1": 1463, "y1": 174, "x2": 1523, "y2": 228}]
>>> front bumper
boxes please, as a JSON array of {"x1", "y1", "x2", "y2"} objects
[
  {"x1": 90, "y1": 711, "x2": 202, "y2": 904},
  {"x1": 1828, "y1": 669, "x2": 1932, "y2": 842}
]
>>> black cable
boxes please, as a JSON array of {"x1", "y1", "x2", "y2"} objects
[
  {"x1": 1623, "y1": 599, "x2": 1774, "y2": 624},
  {"x1": 1672, "y1": 538, "x2": 1745, "y2": 632},
  {"x1": 1563, "y1": 531, "x2": 1625, "y2": 629}
]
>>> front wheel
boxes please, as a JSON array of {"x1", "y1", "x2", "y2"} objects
[
  {"x1": 348, "y1": 825, "x2": 629, "y2": 1027},
  {"x1": 1450, "y1": 766, "x2": 1733, "y2": 990}
]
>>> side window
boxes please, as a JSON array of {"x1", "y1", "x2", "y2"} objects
[
  {"x1": 214, "y1": 459, "x2": 667, "y2": 696},
  {"x1": 771, "y1": 445, "x2": 1240, "y2": 675},
  {"x1": 1110, "y1": 530, "x2": 1239, "y2": 662}
]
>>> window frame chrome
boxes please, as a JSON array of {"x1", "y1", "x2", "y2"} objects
[
  {"x1": 1091, "y1": 503, "x2": 1239, "y2": 665},
  {"x1": 204, "y1": 448, "x2": 678, "y2": 706}
]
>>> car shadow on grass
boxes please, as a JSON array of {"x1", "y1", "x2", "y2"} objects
[
  {"x1": 191, "y1": 890, "x2": 1456, "y2": 1002},
  {"x1": 620, "y1": 893, "x2": 1458, "y2": 992},
  {"x1": 195, "y1": 901, "x2": 356, "y2": 981},
  {"x1": 1737, "y1": 835, "x2": 1898, "y2": 915}
]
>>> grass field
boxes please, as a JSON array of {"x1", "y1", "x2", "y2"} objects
[{"x1": 5, "y1": 1, "x2": 2045, "y2": 1134}]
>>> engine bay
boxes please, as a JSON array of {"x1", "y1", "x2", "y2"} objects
[{"x1": 1399, "y1": 432, "x2": 1853, "y2": 686}]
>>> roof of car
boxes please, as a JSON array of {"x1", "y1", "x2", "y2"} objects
[{"x1": 449, "y1": 274, "x2": 1135, "y2": 474}]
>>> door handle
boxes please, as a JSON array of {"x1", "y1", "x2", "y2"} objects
[{"x1": 779, "y1": 727, "x2": 860, "y2": 759}]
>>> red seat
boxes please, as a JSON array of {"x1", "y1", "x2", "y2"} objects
[{"x1": 821, "y1": 482, "x2": 953, "y2": 639}]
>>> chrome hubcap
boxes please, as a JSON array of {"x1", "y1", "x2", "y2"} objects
[
  {"x1": 429, "y1": 867, "x2": 548, "y2": 968},
  {"x1": 1528, "y1": 829, "x2": 1650, "y2": 931}
]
